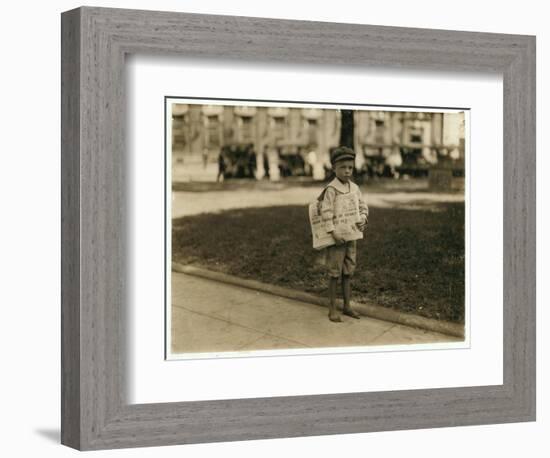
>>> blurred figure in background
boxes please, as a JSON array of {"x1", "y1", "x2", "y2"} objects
[
  {"x1": 263, "y1": 145, "x2": 270, "y2": 179},
  {"x1": 216, "y1": 148, "x2": 226, "y2": 182},
  {"x1": 202, "y1": 147, "x2": 209, "y2": 169},
  {"x1": 386, "y1": 150, "x2": 403, "y2": 179},
  {"x1": 247, "y1": 143, "x2": 257, "y2": 179},
  {"x1": 306, "y1": 147, "x2": 317, "y2": 177}
]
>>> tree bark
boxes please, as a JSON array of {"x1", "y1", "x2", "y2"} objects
[{"x1": 339, "y1": 109, "x2": 354, "y2": 148}]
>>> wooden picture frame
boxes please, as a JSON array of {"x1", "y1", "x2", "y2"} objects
[{"x1": 61, "y1": 6, "x2": 536, "y2": 450}]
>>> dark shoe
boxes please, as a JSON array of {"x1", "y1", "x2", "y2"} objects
[{"x1": 342, "y1": 308, "x2": 361, "y2": 319}]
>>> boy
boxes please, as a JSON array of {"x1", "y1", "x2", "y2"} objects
[{"x1": 320, "y1": 146, "x2": 368, "y2": 322}]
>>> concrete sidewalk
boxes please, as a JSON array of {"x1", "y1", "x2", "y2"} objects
[{"x1": 170, "y1": 272, "x2": 462, "y2": 355}]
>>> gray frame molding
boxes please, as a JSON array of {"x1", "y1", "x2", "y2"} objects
[{"x1": 61, "y1": 6, "x2": 536, "y2": 451}]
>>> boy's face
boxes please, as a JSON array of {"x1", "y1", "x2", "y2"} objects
[{"x1": 333, "y1": 159, "x2": 354, "y2": 182}]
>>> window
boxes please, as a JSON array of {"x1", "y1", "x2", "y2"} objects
[
  {"x1": 241, "y1": 116, "x2": 253, "y2": 142},
  {"x1": 206, "y1": 115, "x2": 220, "y2": 148},
  {"x1": 375, "y1": 119, "x2": 385, "y2": 145},
  {"x1": 307, "y1": 119, "x2": 318, "y2": 145},
  {"x1": 273, "y1": 117, "x2": 286, "y2": 142}
]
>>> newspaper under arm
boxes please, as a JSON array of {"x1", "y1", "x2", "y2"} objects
[{"x1": 309, "y1": 192, "x2": 363, "y2": 250}]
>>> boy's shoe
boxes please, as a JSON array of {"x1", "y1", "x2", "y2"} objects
[{"x1": 342, "y1": 307, "x2": 361, "y2": 319}]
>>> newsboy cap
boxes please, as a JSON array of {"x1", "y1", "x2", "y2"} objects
[{"x1": 330, "y1": 146, "x2": 356, "y2": 165}]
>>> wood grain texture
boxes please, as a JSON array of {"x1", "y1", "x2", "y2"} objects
[
  {"x1": 60, "y1": 7, "x2": 81, "y2": 450},
  {"x1": 61, "y1": 6, "x2": 536, "y2": 450},
  {"x1": 502, "y1": 34, "x2": 536, "y2": 417}
]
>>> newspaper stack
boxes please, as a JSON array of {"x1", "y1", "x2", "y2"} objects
[{"x1": 309, "y1": 193, "x2": 364, "y2": 250}]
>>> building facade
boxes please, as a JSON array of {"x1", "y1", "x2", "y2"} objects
[{"x1": 172, "y1": 103, "x2": 465, "y2": 177}]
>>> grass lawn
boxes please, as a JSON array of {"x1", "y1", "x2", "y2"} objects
[{"x1": 172, "y1": 203, "x2": 465, "y2": 323}]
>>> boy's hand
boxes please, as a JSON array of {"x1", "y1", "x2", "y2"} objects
[
  {"x1": 330, "y1": 231, "x2": 345, "y2": 244},
  {"x1": 356, "y1": 215, "x2": 368, "y2": 232}
]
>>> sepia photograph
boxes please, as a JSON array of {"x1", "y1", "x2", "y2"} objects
[{"x1": 166, "y1": 98, "x2": 467, "y2": 359}]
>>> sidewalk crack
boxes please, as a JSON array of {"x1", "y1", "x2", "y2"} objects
[{"x1": 173, "y1": 305, "x2": 311, "y2": 349}]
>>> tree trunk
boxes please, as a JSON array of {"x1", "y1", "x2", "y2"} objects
[{"x1": 339, "y1": 109, "x2": 354, "y2": 148}]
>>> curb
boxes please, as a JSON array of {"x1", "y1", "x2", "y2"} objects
[{"x1": 172, "y1": 263, "x2": 465, "y2": 339}]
